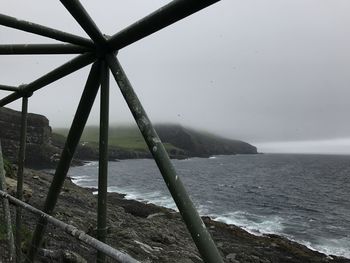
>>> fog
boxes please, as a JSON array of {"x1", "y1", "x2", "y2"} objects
[{"x1": 1, "y1": 0, "x2": 350, "y2": 153}]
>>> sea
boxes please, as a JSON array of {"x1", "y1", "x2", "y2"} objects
[{"x1": 67, "y1": 154, "x2": 350, "y2": 259}]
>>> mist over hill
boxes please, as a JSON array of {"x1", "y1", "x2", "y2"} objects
[
  {"x1": 54, "y1": 123, "x2": 257, "y2": 161},
  {"x1": 0, "y1": 107, "x2": 257, "y2": 168}
]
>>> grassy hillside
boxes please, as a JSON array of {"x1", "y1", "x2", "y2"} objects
[
  {"x1": 55, "y1": 125, "x2": 146, "y2": 150},
  {"x1": 53, "y1": 124, "x2": 257, "y2": 158},
  {"x1": 54, "y1": 125, "x2": 179, "y2": 152}
]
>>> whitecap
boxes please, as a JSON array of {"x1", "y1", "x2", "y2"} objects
[
  {"x1": 107, "y1": 186, "x2": 176, "y2": 210},
  {"x1": 309, "y1": 237, "x2": 350, "y2": 259},
  {"x1": 84, "y1": 161, "x2": 98, "y2": 167},
  {"x1": 212, "y1": 211, "x2": 284, "y2": 236}
]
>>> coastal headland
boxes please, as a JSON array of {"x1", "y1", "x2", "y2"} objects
[{"x1": 0, "y1": 107, "x2": 257, "y2": 169}]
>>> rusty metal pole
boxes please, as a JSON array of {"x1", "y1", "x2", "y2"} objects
[
  {"x1": 15, "y1": 94, "x2": 29, "y2": 263},
  {"x1": 27, "y1": 61, "x2": 101, "y2": 262},
  {"x1": 97, "y1": 60, "x2": 110, "y2": 263}
]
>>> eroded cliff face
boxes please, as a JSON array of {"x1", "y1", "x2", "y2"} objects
[
  {"x1": 154, "y1": 124, "x2": 258, "y2": 157},
  {"x1": 0, "y1": 107, "x2": 59, "y2": 168}
]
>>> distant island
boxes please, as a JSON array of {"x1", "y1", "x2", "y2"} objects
[{"x1": 0, "y1": 107, "x2": 257, "y2": 168}]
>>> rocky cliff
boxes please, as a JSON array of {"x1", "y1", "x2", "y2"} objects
[
  {"x1": 0, "y1": 107, "x2": 59, "y2": 168},
  {"x1": 55, "y1": 124, "x2": 258, "y2": 161},
  {"x1": 154, "y1": 124, "x2": 257, "y2": 157},
  {"x1": 0, "y1": 107, "x2": 257, "y2": 168}
]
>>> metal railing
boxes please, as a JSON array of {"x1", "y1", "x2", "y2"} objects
[{"x1": 0, "y1": 1, "x2": 223, "y2": 262}]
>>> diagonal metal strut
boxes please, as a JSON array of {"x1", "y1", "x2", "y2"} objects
[
  {"x1": 0, "y1": 52, "x2": 95, "y2": 107},
  {"x1": 107, "y1": 0, "x2": 220, "y2": 50},
  {"x1": 0, "y1": 13, "x2": 94, "y2": 47},
  {"x1": 0, "y1": 1, "x2": 224, "y2": 262},
  {"x1": 59, "y1": 0, "x2": 107, "y2": 47},
  {"x1": 106, "y1": 54, "x2": 223, "y2": 263},
  {"x1": 27, "y1": 61, "x2": 102, "y2": 262}
]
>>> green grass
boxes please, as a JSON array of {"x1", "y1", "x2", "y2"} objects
[{"x1": 54, "y1": 125, "x2": 179, "y2": 152}]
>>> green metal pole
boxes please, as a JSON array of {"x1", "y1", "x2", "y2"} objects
[
  {"x1": 0, "y1": 52, "x2": 95, "y2": 107},
  {"x1": 0, "y1": 84, "x2": 18, "y2": 92},
  {"x1": 107, "y1": 0, "x2": 221, "y2": 51},
  {"x1": 0, "y1": 142, "x2": 15, "y2": 261},
  {"x1": 15, "y1": 95, "x2": 29, "y2": 263},
  {"x1": 27, "y1": 61, "x2": 102, "y2": 262},
  {"x1": 106, "y1": 54, "x2": 223, "y2": 263},
  {"x1": 59, "y1": 0, "x2": 107, "y2": 47},
  {"x1": 0, "y1": 13, "x2": 94, "y2": 47},
  {"x1": 0, "y1": 43, "x2": 92, "y2": 55},
  {"x1": 97, "y1": 61, "x2": 110, "y2": 263}
]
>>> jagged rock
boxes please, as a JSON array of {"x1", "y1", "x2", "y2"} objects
[
  {"x1": 62, "y1": 250, "x2": 87, "y2": 263},
  {"x1": 5, "y1": 176, "x2": 32, "y2": 201},
  {"x1": 226, "y1": 253, "x2": 239, "y2": 263},
  {"x1": 0, "y1": 107, "x2": 60, "y2": 168},
  {"x1": 1, "y1": 168, "x2": 348, "y2": 263},
  {"x1": 39, "y1": 249, "x2": 87, "y2": 263}
]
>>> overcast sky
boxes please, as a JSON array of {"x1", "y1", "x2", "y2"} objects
[{"x1": 1, "y1": 0, "x2": 350, "y2": 153}]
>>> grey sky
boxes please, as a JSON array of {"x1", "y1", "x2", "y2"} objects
[{"x1": 1, "y1": 0, "x2": 350, "y2": 153}]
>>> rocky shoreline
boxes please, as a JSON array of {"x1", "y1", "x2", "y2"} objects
[{"x1": 1, "y1": 168, "x2": 350, "y2": 263}]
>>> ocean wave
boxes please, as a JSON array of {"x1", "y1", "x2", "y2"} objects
[
  {"x1": 72, "y1": 177, "x2": 350, "y2": 259},
  {"x1": 71, "y1": 178, "x2": 96, "y2": 184},
  {"x1": 83, "y1": 161, "x2": 98, "y2": 167},
  {"x1": 71, "y1": 175, "x2": 93, "y2": 180},
  {"x1": 107, "y1": 186, "x2": 177, "y2": 210},
  {"x1": 300, "y1": 237, "x2": 350, "y2": 259},
  {"x1": 67, "y1": 155, "x2": 350, "y2": 260},
  {"x1": 212, "y1": 211, "x2": 284, "y2": 236}
]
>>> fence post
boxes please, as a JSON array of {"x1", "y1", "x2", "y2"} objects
[
  {"x1": 15, "y1": 95, "x2": 29, "y2": 263},
  {"x1": 27, "y1": 61, "x2": 101, "y2": 262},
  {"x1": 97, "y1": 60, "x2": 109, "y2": 263},
  {"x1": 0, "y1": 141, "x2": 16, "y2": 261}
]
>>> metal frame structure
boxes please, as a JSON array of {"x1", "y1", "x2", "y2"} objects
[{"x1": 0, "y1": 1, "x2": 223, "y2": 262}]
